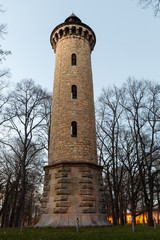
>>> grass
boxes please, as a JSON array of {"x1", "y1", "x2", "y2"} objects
[{"x1": 0, "y1": 225, "x2": 160, "y2": 240}]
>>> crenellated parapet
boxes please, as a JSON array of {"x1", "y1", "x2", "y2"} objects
[{"x1": 50, "y1": 22, "x2": 96, "y2": 53}]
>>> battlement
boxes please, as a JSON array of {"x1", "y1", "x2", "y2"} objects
[{"x1": 50, "y1": 21, "x2": 96, "y2": 53}]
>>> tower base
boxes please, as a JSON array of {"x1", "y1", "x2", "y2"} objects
[
  {"x1": 36, "y1": 213, "x2": 108, "y2": 227},
  {"x1": 36, "y1": 162, "x2": 109, "y2": 227}
]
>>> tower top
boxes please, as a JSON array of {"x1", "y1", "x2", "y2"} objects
[
  {"x1": 65, "y1": 13, "x2": 82, "y2": 23},
  {"x1": 50, "y1": 14, "x2": 96, "y2": 53}
]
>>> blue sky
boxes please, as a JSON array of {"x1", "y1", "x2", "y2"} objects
[{"x1": 1, "y1": 0, "x2": 160, "y2": 100}]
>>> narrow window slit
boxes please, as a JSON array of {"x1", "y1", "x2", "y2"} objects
[
  {"x1": 71, "y1": 85, "x2": 77, "y2": 99},
  {"x1": 72, "y1": 53, "x2": 76, "y2": 66},
  {"x1": 71, "y1": 121, "x2": 77, "y2": 137}
]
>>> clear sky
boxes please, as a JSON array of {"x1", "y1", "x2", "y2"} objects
[{"x1": 1, "y1": 0, "x2": 160, "y2": 100}]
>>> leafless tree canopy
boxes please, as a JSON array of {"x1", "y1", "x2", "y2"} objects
[
  {"x1": 96, "y1": 78, "x2": 160, "y2": 226},
  {"x1": 0, "y1": 5, "x2": 11, "y2": 79},
  {"x1": 0, "y1": 79, "x2": 52, "y2": 227},
  {"x1": 139, "y1": 0, "x2": 160, "y2": 15}
]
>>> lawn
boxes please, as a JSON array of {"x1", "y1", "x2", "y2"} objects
[{"x1": 0, "y1": 225, "x2": 160, "y2": 240}]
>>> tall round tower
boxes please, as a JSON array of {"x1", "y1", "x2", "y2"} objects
[
  {"x1": 49, "y1": 14, "x2": 97, "y2": 165},
  {"x1": 37, "y1": 14, "x2": 108, "y2": 227}
]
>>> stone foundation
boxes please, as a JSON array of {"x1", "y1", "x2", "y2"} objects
[{"x1": 36, "y1": 162, "x2": 109, "y2": 227}]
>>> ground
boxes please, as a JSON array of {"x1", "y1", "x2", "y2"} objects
[{"x1": 0, "y1": 225, "x2": 160, "y2": 240}]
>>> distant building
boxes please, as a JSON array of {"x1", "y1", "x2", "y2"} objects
[{"x1": 108, "y1": 210, "x2": 160, "y2": 224}]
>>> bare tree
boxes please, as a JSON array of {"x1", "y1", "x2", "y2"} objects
[
  {"x1": 138, "y1": 0, "x2": 160, "y2": 15},
  {"x1": 96, "y1": 78, "x2": 160, "y2": 226},
  {"x1": 119, "y1": 129, "x2": 141, "y2": 225},
  {"x1": 96, "y1": 86, "x2": 124, "y2": 225},
  {"x1": 0, "y1": 5, "x2": 11, "y2": 129},
  {"x1": 37, "y1": 93, "x2": 52, "y2": 152},
  {"x1": 0, "y1": 5, "x2": 11, "y2": 79},
  {"x1": 0, "y1": 79, "x2": 51, "y2": 227},
  {"x1": 121, "y1": 78, "x2": 160, "y2": 225}
]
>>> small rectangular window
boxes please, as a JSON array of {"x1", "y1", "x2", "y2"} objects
[
  {"x1": 72, "y1": 54, "x2": 76, "y2": 66},
  {"x1": 71, "y1": 121, "x2": 77, "y2": 137},
  {"x1": 71, "y1": 85, "x2": 77, "y2": 99}
]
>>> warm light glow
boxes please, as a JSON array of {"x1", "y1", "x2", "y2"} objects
[{"x1": 108, "y1": 211, "x2": 160, "y2": 224}]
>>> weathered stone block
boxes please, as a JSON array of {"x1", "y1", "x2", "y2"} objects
[
  {"x1": 45, "y1": 174, "x2": 51, "y2": 180},
  {"x1": 57, "y1": 178, "x2": 71, "y2": 183},
  {"x1": 56, "y1": 189, "x2": 71, "y2": 195},
  {"x1": 79, "y1": 167, "x2": 91, "y2": 172},
  {"x1": 44, "y1": 180, "x2": 49, "y2": 186},
  {"x1": 58, "y1": 167, "x2": 71, "y2": 172},
  {"x1": 40, "y1": 208, "x2": 48, "y2": 214},
  {"x1": 41, "y1": 202, "x2": 47, "y2": 208},
  {"x1": 42, "y1": 197, "x2": 49, "y2": 202},
  {"x1": 45, "y1": 169, "x2": 49, "y2": 175},
  {"x1": 43, "y1": 192, "x2": 48, "y2": 197},
  {"x1": 56, "y1": 201, "x2": 71, "y2": 207},
  {"x1": 55, "y1": 172, "x2": 68, "y2": 178},
  {"x1": 79, "y1": 201, "x2": 94, "y2": 207},
  {"x1": 79, "y1": 189, "x2": 93, "y2": 195},
  {"x1": 96, "y1": 172, "x2": 103, "y2": 180},
  {"x1": 82, "y1": 207, "x2": 96, "y2": 213},
  {"x1": 82, "y1": 184, "x2": 94, "y2": 190},
  {"x1": 79, "y1": 178, "x2": 92, "y2": 183},
  {"x1": 81, "y1": 173, "x2": 93, "y2": 178},
  {"x1": 53, "y1": 207, "x2": 68, "y2": 213},
  {"x1": 82, "y1": 195, "x2": 95, "y2": 201},
  {"x1": 55, "y1": 183, "x2": 68, "y2": 190},
  {"x1": 44, "y1": 185, "x2": 50, "y2": 191},
  {"x1": 54, "y1": 195, "x2": 68, "y2": 201}
]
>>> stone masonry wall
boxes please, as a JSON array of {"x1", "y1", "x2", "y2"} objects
[
  {"x1": 40, "y1": 163, "x2": 106, "y2": 226},
  {"x1": 49, "y1": 34, "x2": 97, "y2": 165}
]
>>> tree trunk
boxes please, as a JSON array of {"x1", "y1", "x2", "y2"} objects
[
  {"x1": 15, "y1": 162, "x2": 26, "y2": 227},
  {"x1": 9, "y1": 181, "x2": 19, "y2": 227},
  {"x1": 148, "y1": 208, "x2": 154, "y2": 226}
]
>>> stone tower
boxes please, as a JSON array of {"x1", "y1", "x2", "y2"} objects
[{"x1": 36, "y1": 14, "x2": 108, "y2": 227}]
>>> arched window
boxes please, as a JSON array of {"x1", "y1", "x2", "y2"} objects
[
  {"x1": 71, "y1": 85, "x2": 77, "y2": 99},
  {"x1": 72, "y1": 26, "x2": 76, "y2": 35},
  {"x1": 72, "y1": 53, "x2": 76, "y2": 66},
  {"x1": 55, "y1": 33, "x2": 58, "y2": 42},
  {"x1": 59, "y1": 29, "x2": 63, "y2": 38},
  {"x1": 71, "y1": 121, "x2": 77, "y2": 137},
  {"x1": 65, "y1": 27, "x2": 69, "y2": 36},
  {"x1": 79, "y1": 27, "x2": 82, "y2": 36}
]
